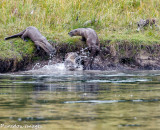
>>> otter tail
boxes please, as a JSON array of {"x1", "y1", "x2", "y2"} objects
[{"x1": 4, "y1": 30, "x2": 26, "y2": 40}]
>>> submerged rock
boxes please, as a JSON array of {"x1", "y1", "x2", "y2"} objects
[{"x1": 64, "y1": 52, "x2": 82, "y2": 71}]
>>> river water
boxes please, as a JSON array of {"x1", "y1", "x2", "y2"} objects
[{"x1": 0, "y1": 63, "x2": 160, "y2": 129}]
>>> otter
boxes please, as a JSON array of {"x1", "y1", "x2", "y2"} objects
[
  {"x1": 137, "y1": 18, "x2": 157, "y2": 31},
  {"x1": 5, "y1": 26, "x2": 56, "y2": 55},
  {"x1": 64, "y1": 52, "x2": 81, "y2": 71},
  {"x1": 68, "y1": 28, "x2": 100, "y2": 70}
]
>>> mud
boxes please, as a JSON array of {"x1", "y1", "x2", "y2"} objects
[
  {"x1": 0, "y1": 57, "x2": 31, "y2": 73},
  {"x1": 1, "y1": 41, "x2": 160, "y2": 73}
]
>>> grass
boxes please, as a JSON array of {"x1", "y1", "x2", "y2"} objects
[
  {"x1": 0, "y1": 39, "x2": 34, "y2": 60},
  {"x1": 1, "y1": 0, "x2": 160, "y2": 59}
]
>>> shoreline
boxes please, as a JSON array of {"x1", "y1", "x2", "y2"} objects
[{"x1": 1, "y1": 40, "x2": 160, "y2": 73}]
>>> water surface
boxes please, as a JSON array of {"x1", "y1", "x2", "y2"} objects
[{"x1": 0, "y1": 65, "x2": 160, "y2": 129}]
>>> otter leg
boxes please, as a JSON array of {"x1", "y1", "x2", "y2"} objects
[
  {"x1": 34, "y1": 41, "x2": 43, "y2": 51},
  {"x1": 86, "y1": 47, "x2": 98, "y2": 70},
  {"x1": 99, "y1": 49, "x2": 106, "y2": 61},
  {"x1": 21, "y1": 31, "x2": 28, "y2": 42},
  {"x1": 34, "y1": 41, "x2": 50, "y2": 54}
]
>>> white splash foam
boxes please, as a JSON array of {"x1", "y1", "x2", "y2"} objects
[
  {"x1": 42, "y1": 63, "x2": 66, "y2": 71},
  {"x1": 27, "y1": 63, "x2": 83, "y2": 75}
]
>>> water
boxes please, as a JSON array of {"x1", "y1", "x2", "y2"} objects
[{"x1": 0, "y1": 65, "x2": 160, "y2": 129}]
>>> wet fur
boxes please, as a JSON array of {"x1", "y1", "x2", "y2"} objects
[
  {"x1": 5, "y1": 26, "x2": 56, "y2": 55},
  {"x1": 64, "y1": 52, "x2": 81, "y2": 71},
  {"x1": 68, "y1": 28, "x2": 100, "y2": 70}
]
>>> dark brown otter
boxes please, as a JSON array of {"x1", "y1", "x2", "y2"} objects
[
  {"x1": 5, "y1": 26, "x2": 56, "y2": 55},
  {"x1": 68, "y1": 28, "x2": 100, "y2": 70},
  {"x1": 64, "y1": 52, "x2": 81, "y2": 71}
]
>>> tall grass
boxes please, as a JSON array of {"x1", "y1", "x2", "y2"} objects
[{"x1": 0, "y1": 0, "x2": 160, "y2": 42}]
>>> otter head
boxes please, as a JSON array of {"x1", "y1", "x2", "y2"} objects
[
  {"x1": 48, "y1": 47, "x2": 56, "y2": 57},
  {"x1": 44, "y1": 43, "x2": 56, "y2": 56},
  {"x1": 64, "y1": 52, "x2": 81, "y2": 71},
  {"x1": 36, "y1": 38, "x2": 56, "y2": 56},
  {"x1": 68, "y1": 29, "x2": 80, "y2": 37}
]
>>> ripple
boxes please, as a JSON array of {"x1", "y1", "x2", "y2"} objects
[
  {"x1": 65, "y1": 99, "x2": 160, "y2": 104},
  {"x1": 86, "y1": 78, "x2": 150, "y2": 83},
  {"x1": 12, "y1": 81, "x2": 43, "y2": 84},
  {"x1": 65, "y1": 100, "x2": 123, "y2": 104}
]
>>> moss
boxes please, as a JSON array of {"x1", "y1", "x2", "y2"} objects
[{"x1": 0, "y1": 39, "x2": 34, "y2": 61}]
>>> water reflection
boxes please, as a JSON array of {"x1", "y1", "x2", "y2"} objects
[{"x1": 0, "y1": 70, "x2": 160, "y2": 129}]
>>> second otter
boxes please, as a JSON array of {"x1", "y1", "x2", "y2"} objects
[{"x1": 68, "y1": 28, "x2": 100, "y2": 70}]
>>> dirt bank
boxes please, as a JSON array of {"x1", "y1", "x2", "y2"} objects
[
  {"x1": 1, "y1": 40, "x2": 160, "y2": 73},
  {"x1": 93, "y1": 41, "x2": 160, "y2": 70},
  {"x1": 25, "y1": 41, "x2": 160, "y2": 71}
]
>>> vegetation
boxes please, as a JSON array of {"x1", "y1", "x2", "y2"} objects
[
  {"x1": 0, "y1": 39, "x2": 34, "y2": 60},
  {"x1": 0, "y1": 0, "x2": 160, "y2": 59}
]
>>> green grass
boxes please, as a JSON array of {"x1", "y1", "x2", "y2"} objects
[
  {"x1": 0, "y1": 39, "x2": 34, "y2": 60},
  {"x1": 1, "y1": 0, "x2": 160, "y2": 59}
]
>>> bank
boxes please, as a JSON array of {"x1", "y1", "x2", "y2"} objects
[{"x1": 1, "y1": 37, "x2": 160, "y2": 73}]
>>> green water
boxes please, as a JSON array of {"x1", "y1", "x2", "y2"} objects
[{"x1": 0, "y1": 70, "x2": 160, "y2": 130}]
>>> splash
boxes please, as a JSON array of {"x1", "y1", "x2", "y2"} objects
[
  {"x1": 31, "y1": 63, "x2": 66, "y2": 74},
  {"x1": 32, "y1": 63, "x2": 41, "y2": 70},
  {"x1": 80, "y1": 47, "x2": 89, "y2": 58},
  {"x1": 29, "y1": 59, "x2": 83, "y2": 75}
]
